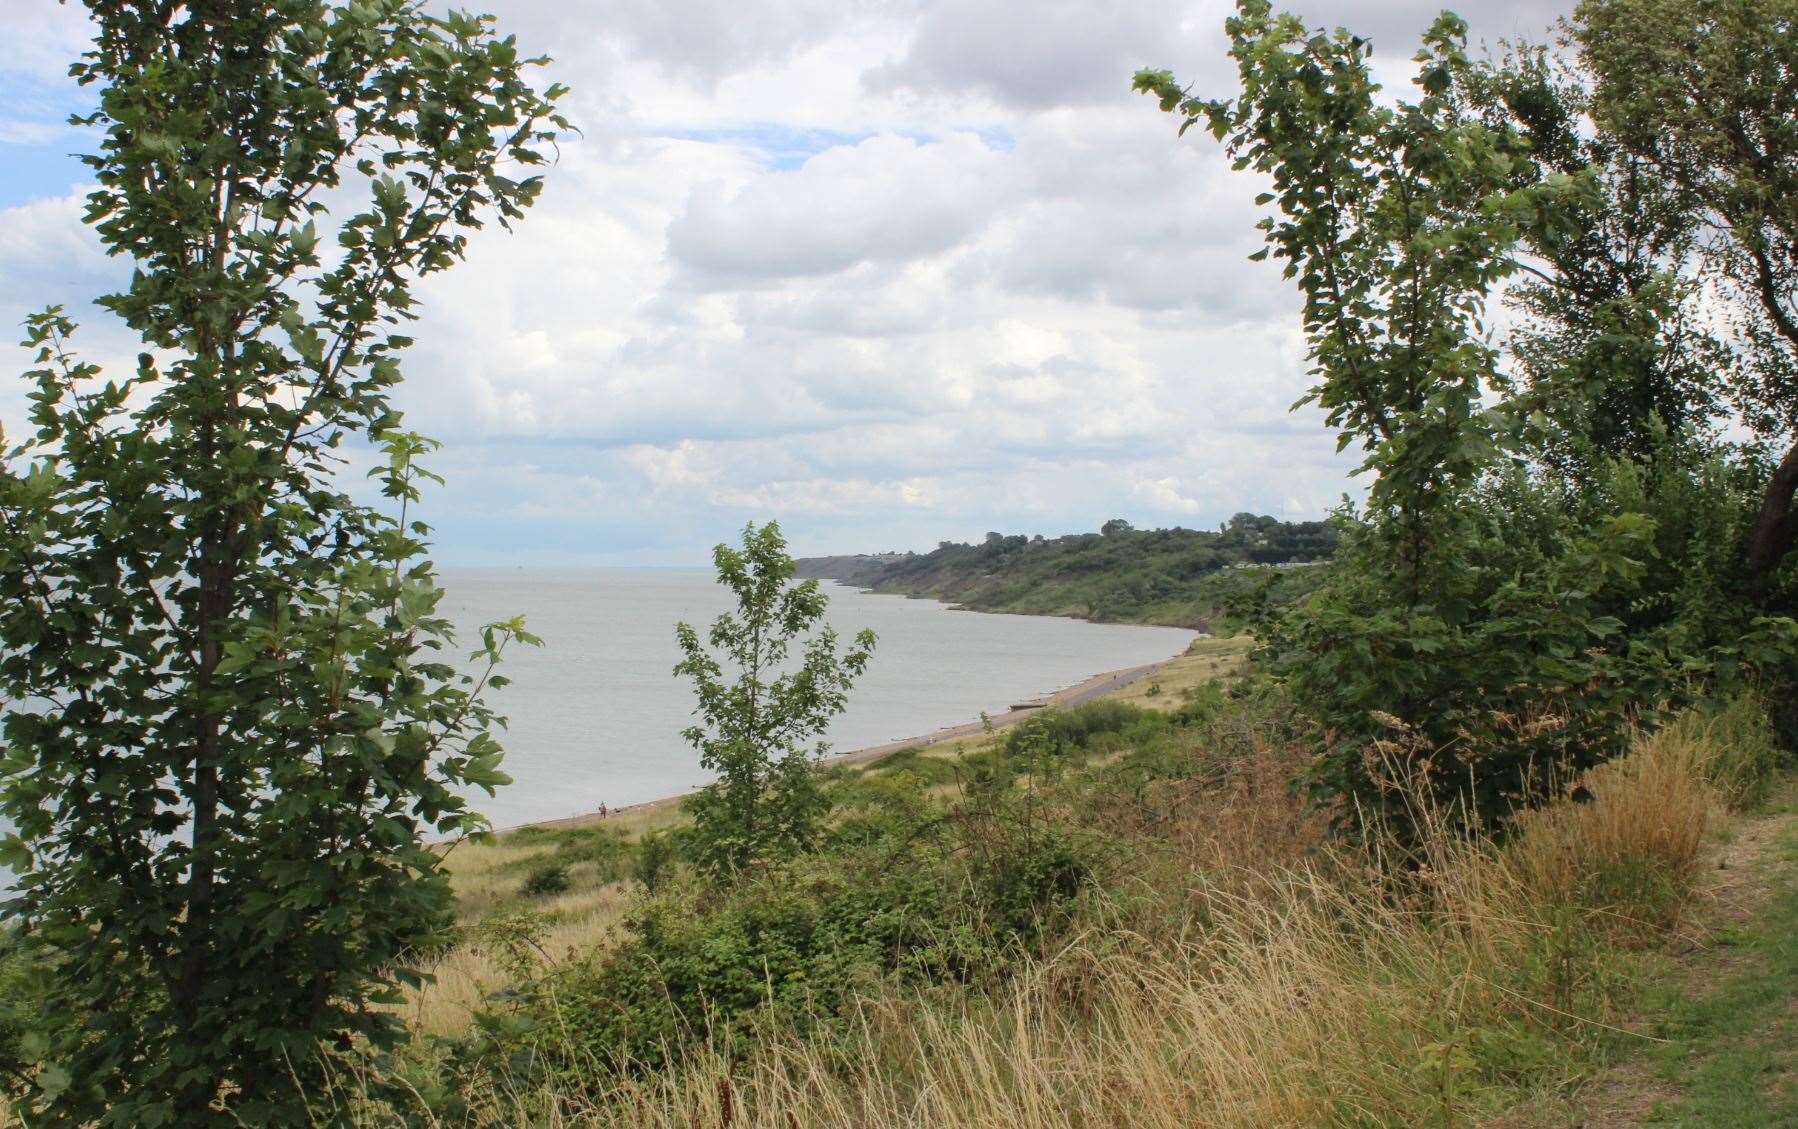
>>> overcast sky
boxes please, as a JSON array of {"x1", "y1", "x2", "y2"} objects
[{"x1": 0, "y1": 1, "x2": 1573, "y2": 565}]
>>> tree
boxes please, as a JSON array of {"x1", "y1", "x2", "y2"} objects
[
  {"x1": 1455, "y1": 42, "x2": 1726, "y2": 478},
  {"x1": 1100, "y1": 518, "x2": 1133, "y2": 536},
  {"x1": 1141, "y1": 6, "x2": 1537, "y2": 602},
  {"x1": 1134, "y1": 2, "x2": 1792, "y2": 832},
  {"x1": 0, "y1": 2, "x2": 565, "y2": 1123},
  {"x1": 1576, "y1": 0, "x2": 1798, "y2": 587},
  {"x1": 675, "y1": 522, "x2": 876, "y2": 875}
]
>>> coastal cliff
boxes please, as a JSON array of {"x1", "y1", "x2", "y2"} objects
[{"x1": 798, "y1": 515, "x2": 1334, "y2": 630}]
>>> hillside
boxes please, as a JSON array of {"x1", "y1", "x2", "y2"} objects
[
  {"x1": 796, "y1": 514, "x2": 1336, "y2": 630},
  {"x1": 385, "y1": 651, "x2": 1797, "y2": 1127}
]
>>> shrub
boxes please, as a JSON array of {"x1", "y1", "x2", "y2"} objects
[
  {"x1": 467, "y1": 813, "x2": 1098, "y2": 1081},
  {"x1": 0, "y1": 930, "x2": 54, "y2": 1082},
  {"x1": 501, "y1": 825, "x2": 635, "y2": 885},
  {"x1": 520, "y1": 865, "x2": 570, "y2": 898},
  {"x1": 822, "y1": 769, "x2": 940, "y2": 853},
  {"x1": 633, "y1": 832, "x2": 676, "y2": 894},
  {"x1": 1001, "y1": 700, "x2": 1158, "y2": 763},
  {"x1": 548, "y1": 826, "x2": 633, "y2": 879},
  {"x1": 1173, "y1": 680, "x2": 1228, "y2": 726},
  {"x1": 849, "y1": 747, "x2": 959, "y2": 789}
]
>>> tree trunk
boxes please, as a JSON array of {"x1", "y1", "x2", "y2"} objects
[{"x1": 1747, "y1": 435, "x2": 1798, "y2": 585}]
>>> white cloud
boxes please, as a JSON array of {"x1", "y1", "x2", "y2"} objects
[
  {"x1": 0, "y1": 0, "x2": 1580, "y2": 564},
  {"x1": 666, "y1": 132, "x2": 1009, "y2": 280},
  {"x1": 620, "y1": 439, "x2": 719, "y2": 489},
  {"x1": 711, "y1": 474, "x2": 941, "y2": 515},
  {"x1": 0, "y1": 5, "x2": 94, "y2": 84},
  {"x1": 865, "y1": 0, "x2": 1217, "y2": 110},
  {"x1": 1132, "y1": 475, "x2": 1205, "y2": 515},
  {"x1": 0, "y1": 191, "x2": 112, "y2": 309}
]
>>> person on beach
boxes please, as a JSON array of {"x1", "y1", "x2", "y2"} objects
[{"x1": 598, "y1": 802, "x2": 608, "y2": 818}]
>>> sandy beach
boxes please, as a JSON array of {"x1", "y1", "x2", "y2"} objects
[{"x1": 504, "y1": 654, "x2": 1179, "y2": 835}]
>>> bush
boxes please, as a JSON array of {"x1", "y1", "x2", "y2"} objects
[
  {"x1": 520, "y1": 865, "x2": 570, "y2": 898},
  {"x1": 633, "y1": 832, "x2": 676, "y2": 893},
  {"x1": 1001, "y1": 700, "x2": 1159, "y2": 763},
  {"x1": 503, "y1": 867, "x2": 938, "y2": 1071},
  {"x1": 503, "y1": 825, "x2": 636, "y2": 884},
  {"x1": 467, "y1": 811, "x2": 1098, "y2": 1081},
  {"x1": 1270, "y1": 447, "x2": 1787, "y2": 839},
  {"x1": 0, "y1": 931, "x2": 54, "y2": 1082},
  {"x1": 1173, "y1": 681, "x2": 1228, "y2": 727},
  {"x1": 846, "y1": 747, "x2": 959, "y2": 790}
]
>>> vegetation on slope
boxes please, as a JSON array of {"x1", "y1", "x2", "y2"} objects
[
  {"x1": 349, "y1": 683, "x2": 1782, "y2": 1126},
  {"x1": 797, "y1": 513, "x2": 1336, "y2": 629},
  {"x1": 1135, "y1": 0, "x2": 1798, "y2": 838}
]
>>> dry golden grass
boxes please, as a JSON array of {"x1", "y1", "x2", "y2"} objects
[
  {"x1": 412, "y1": 719, "x2": 1724, "y2": 1128},
  {"x1": 1503, "y1": 727, "x2": 1717, "y2": 937},
  {"x1": 404, "y1": 880, "x2": 637, "y2": 1038}
]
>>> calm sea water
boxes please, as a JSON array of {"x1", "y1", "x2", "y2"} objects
[
  {"x1": 0, "y1": 571, "x2": 1193, "y2": 862},
  {"x1": 439, "y1": 568, "x2": 1194, "y2": 828}
]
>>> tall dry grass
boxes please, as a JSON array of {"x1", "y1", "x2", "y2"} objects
[
  {"x1": 1501, "y1": 728, "x2": 1714, "y2": 941},
  {"x1": 384, "y1": 719, "x2": 1726, "y2": 1128}
]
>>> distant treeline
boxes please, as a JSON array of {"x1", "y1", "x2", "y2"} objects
[{"x1": 796, "y1": 514, "x2": 1336, "y2": 630}]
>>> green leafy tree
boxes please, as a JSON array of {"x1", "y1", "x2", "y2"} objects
[
  {"x1": 1139, "y1": 5, "x2": 1538, "y2": 602},
  {"x1": 1575, "y1": 0, "x2": 1798, "y2": 587},
  {"x1": 1135, "y1": 2, "x2": 1793, "y2": 831},
  {"x1": 0, "y1": 2, "x2": 565, "y2": 1123},
  {"x1": 1455, "y1": 43, "x2": 1726, "y2": 478},
  {"x1": 1134, "y1": 5, "x2": 1567, "y2": 821},
  {"x1": 675, "y1": 522, "x2": 876, "y2": 875}
]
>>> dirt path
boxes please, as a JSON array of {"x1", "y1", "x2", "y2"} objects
[{"x1": 1508, "y1": 790, "x2": 1798, "y2": 1127}]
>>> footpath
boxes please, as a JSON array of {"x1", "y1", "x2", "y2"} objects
[{"x1": 1546, "y1": 787, "x2": 1798, "y2": 1126}]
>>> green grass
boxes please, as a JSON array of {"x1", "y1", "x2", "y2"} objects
[{"x1": 1639, "y1": 798, "x2": 1798, "y2": 1126}]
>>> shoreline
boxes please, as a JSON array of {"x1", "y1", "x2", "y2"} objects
[
  {"x1": 497, "y1": 651, "x2": 1184, "y2": 836},
  {"x1": 813, "y1": 577, "x2": 1206, "y2": 633}
]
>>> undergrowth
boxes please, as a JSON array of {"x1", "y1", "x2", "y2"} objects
[{"x1": 295, "y1": 692, "x2": 1778, "y2": 1128}]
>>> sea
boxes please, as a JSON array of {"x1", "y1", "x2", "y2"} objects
[
  {"x1": 0, "y1": 570, "x2": 1195, "y2": 857},
  {"x1": 439, "y1": 568, "x2": 1195, "y2": 828}
]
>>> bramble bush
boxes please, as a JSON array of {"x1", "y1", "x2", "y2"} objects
[
  {"x1": 453, "y1": 805, "x2": 1099, "y2": 1085},
  {"x1": 520, "y1": 864, "x2": 570, "y2": 898}
]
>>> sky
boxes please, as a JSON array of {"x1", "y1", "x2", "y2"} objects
[{"x1": 0, "y1": 1, "x2": 1574, "y2": 566}]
